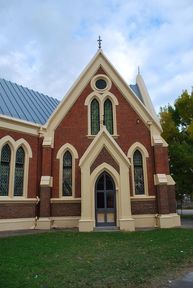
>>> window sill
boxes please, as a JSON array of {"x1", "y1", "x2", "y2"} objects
[
  {"x1": 87, "y1": 134, "x2": 119, "y2": 139},
  {"x1": 0, "y1": 197, "x2": 38, "y2": 204},
  {"x1": 130, "y1": 196, "x2": 155, "y2": 201},
  {"x1": 51, "y1": 198, "x2": 81, "y2": 204}
]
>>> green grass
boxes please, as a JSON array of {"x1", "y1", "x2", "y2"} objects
[
  {"x1": 0, "y1": 229, "x2": 193, "y2": 288},
  {"x1": 181, "y1": 214, "x2": 193, "y2": 220}
]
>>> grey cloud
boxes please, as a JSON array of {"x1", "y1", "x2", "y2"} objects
[{"x1": 0, "y1": 0, "x2": 192, "y2": 111}]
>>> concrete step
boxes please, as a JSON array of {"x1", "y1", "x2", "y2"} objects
[{"x1": 94, "y1": 226, "x2": 120, "y2": 232}]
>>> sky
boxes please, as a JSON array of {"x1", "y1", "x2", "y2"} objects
[{"x1": 0, "y1": 0, "x2": 193, "y2": 112}]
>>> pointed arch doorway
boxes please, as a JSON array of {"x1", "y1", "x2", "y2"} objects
[{"x1": 95, "y1": 172, "x2": 116, "y2": 227}]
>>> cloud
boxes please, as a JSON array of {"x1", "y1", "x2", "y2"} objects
[{"x1": 0, "y1": 0, "x2": 192, "y2": 112}]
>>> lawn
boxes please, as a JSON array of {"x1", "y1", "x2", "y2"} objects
[
  {"x1": 0, "y1": 229, "x2": 193, "y2": 288},
  {"x1": 181, "y1": 214, "x2": 193, "y2": 220}
]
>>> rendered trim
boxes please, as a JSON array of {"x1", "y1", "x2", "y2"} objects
[
  {"x1": 56, "y1": 143, "x2": 78, "y2": 198},
  {"x1": 0, "y1": 198, "x2": 38, "y2": 204},
  {"x1": 127, "y1": 142, "x2": 149, "y2": 197},
  {"x1": 0, "y1": 115, "x2": 41, "y2": 135},
  {"x1": 51, "y1": 198, "x2": 81, "y2": 203},
  {"x1": 0, "y1": 136, "x2": 33, "y2": 198}
]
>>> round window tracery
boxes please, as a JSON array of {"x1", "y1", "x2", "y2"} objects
[
  {"x1": 91, "y1": 74, "x2": 111, "y2": 92},
  {"x1": 95, "y1": 79, "x2": 107, "y2": 90}
]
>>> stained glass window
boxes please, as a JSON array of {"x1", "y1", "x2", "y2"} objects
[
  {"x1": 63, "y1": 151, "x2": 72, "y2": 196},
  {"x1": 0, "y1": 144, "x2": 11, "y2": 196},
  {"x1": 14, "y1": 147, "x2": 25, "y2": 196},
  {"x1": 91, "y1": 99, "x2": 100, "y2": 135},
  {"x1": 104, "y1": 99, "x2": 113, "y2": 134},
  {"x1": 133, "y1": 150, "x2": 145, "y2": 195}
]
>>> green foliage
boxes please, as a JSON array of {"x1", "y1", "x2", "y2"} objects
[
  {"x1": 160, "y1": 106, "x2": 179, "y2": 142},
  {"x1": 160, "y1": 90, "x2": 193, "y2": 199}
]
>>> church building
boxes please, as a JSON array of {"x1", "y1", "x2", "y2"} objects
[{"x1": 0, "y1": 49, "x2": 180, "y2": 231}]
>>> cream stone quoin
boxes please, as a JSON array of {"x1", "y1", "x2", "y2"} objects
[{"x1": 0, "y1": 48, "x2": 180, "y2": 232}]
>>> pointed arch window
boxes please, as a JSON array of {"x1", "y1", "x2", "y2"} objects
[
  {"x1": 91, "y1": 99, "x2": 100, "y2": 135},
  {"x1": 0, "y1": 144, "x2": 11, "y2": 196},
  {"x1": 14, "y1": 147, "x2": 25, "y2": 196},
  {"x1": 104, "y1": 99, "x2": 113, "y2": 134},
  {"x1": 133, "y1": 150, "x2": 145, "y2": 195},
  {"x1": 63, "y1": 151, "x2": 72, "y2": 196}
]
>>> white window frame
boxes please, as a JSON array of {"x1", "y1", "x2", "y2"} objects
[
  {"x1": 127, "y1": 142, "x2": 149, "y2": 197},
  {"x1": 56, "y1": 143, "x2": 78, "y2": 199},
  {"x1": 85, "y1": 91, "x2": 118, "y2": 137},
  {"x1": 0, "y1": 136, "x2": 32, "y2": 199}
]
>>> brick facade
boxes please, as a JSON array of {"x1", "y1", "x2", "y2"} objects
[
  {"x1": 51, "y1": 203, "x2": 81, "y2": 217},
  {"x1": 131, "y1": 200, "x2": 157, "y2": 215},
  {"x1": 0, "y1": 62, "x2": 177, "y2": 224},
  {"x1": 0, "y1": 203, "x2": 36, "y2": 219},
  {"x1": 52, "y1": 68, "x2": 156, "y2": 200},
  {"x1": 154, "y1": 146, "x2": 170, "y2": 174}
]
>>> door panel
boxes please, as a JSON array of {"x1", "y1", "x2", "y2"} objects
[
  {"x1": 107, "y1": 213, "x2": 114, "y2": 223},
  {"x1": 106, "y1": 191, "x2": 114, "y2": 208},
  {"x1": 95, "y1": 172, "x2": 116, "y2": 227},
  {"x1": 97, "y1": 192, "x2": 105, "y2": 208}
]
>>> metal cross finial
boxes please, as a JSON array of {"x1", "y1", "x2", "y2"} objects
[{"x1": 97, "y1": 35, "x2": 102, "y2": 49}]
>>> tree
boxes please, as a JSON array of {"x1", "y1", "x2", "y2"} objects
[{"x1": 160, "y1": 90, "x2": 193, "y2": 200}]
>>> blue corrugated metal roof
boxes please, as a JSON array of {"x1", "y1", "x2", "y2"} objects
[
  {"x1": 0, "y1": 78, "x2": 144, "y2": 126},
  {"x1": 130, "y1": 84, "x2": 144, "y2": 104},
  {"x1": 0, "y1": 78, "x2": 60, "y2": 125}
]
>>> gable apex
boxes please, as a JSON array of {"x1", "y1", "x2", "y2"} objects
[
  {"x1": 45, "y1": 49, "x2": 162, "y2": 139},
  {"x1": 79, "y1": 127, "x2": 130, "y2": 168}
]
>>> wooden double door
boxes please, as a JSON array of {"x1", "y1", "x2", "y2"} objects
[{"x1": 95, "y1": 172, "x2": 116, "y2": 227}]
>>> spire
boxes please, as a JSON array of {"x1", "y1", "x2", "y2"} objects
[
  {"x1": 136, "y1": 71, "x2": 160, "y2": 128},
  {"x1": 138, "y1": 66, "x2": 140, "y2": 75},
  {"x1": 97, "y1": 35, "x2": 102, "y2": 49}
]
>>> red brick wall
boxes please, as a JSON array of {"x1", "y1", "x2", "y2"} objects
[
  {"x1": 0, "y1": 66, "x2": 172, "y2": 220},
  {"x1": 154, "y1": 146, "x2": 170, "y2": 174},
  {"x1": 168, "y1": 186, "x2": 177, "y2": 213},
  {"x1": 52, "y1": 68, "x2": 157, "y2": 199},
  {"x1": 131, "y1": 200, "x2": 157, "y2": 214},
  {"x1": 0, "y1": 203, "x2": 36, "y2": 219},
  {"x1": 42, "y1": 147, "x2": 52, "y2": 176},
  {"x1": 90, "y1": 147, "x2": 120, "y2": 174},
  {"x1": 156, "y1": 185, "x2": 176, "y2": 214},
  {"x1": 52, "y1": 83, "x2": 92, "y2": 198},
  {"x1": 156, "y1": 185, "x2": 170, "y2": 214},
  {"x1": 51, "y1": 203, "x2": 81, "y2": 216},
  {"x1": 39, "y1": 187, "x2": 51, "y2": 217}
]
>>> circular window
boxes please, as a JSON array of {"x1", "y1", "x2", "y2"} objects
[
  {"x1": 91, "y1": 75, "x2": 111, "y2": 91},
  {"x1": 95, "y1": 79, "x2": 107, "y2": 90}
]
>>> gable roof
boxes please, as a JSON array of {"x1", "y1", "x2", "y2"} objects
[
  {"x1": 129, "y1": 84, "x2": 144, "y2": 103},
  {"x1": 45, "y1": 49, "x2": 162, "y2": 138},
  {"x1": 0, "y1": 78, "x2": 59, "y2": 125},
  {"x1": 79, "y1": 126, "x2": 130, "y2": 168},
  {"x1": 0, "y1": 50, "x2": 161, "y2": 133}
]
